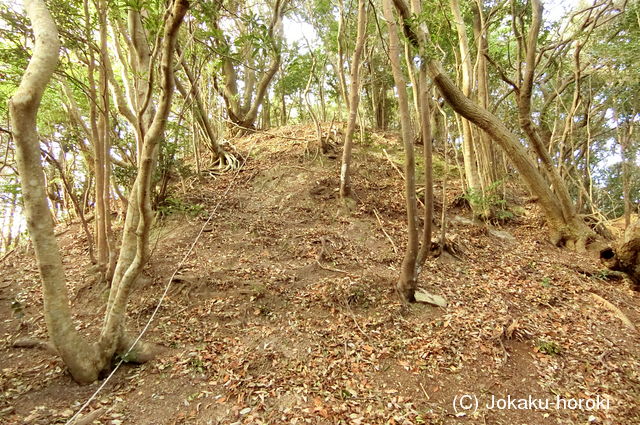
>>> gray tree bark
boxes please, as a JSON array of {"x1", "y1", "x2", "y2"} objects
[
  {"x1": 392, "y1": 0, "x2": 593, "y2": 250},
  {"x1": 339, "y1": 0, "x2": 368, "y2": 198},
  {"x1": 10, "y1": 0, "x2": 104, "y2": 384},
  {"x1": 383, "y1": 0, "x2": 419, "y2": 302},
  {"x1": 10, "y1": 0, "x2": 189, "y2": 384}
]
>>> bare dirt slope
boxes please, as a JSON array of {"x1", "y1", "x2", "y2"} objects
[{"x1": 1, "y1": 125, "x2": 639, "y2": 425}]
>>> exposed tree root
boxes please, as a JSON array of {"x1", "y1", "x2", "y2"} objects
[
  {"x1": 206, "y1": 148, "x2": 242, "y2": 176},
  {"x1": 116, "y1": 333, "x2": 166, "y2": 364},
  {"x1": 590, "y1": 293, "x2": 636, "y2": 331},
  {"x1": 315, "y1": 237, "x2": 353, "y2": 275},
  {"x1": 549, "y1": 221, "x2": 596, "y2": 253},
  {"x1": 433, "y1": 234, "x2": 464, "y2": 260},
  {"x1": 600, "y1": 219, "x2": 640, "y2": 290},
  {"x1": 0, "y1": 248, "x2": 16, "y2": 264},
  {"x1": 373, "y1": 208, "x2": 398, "y2": 254},
  {"x1": 74, "y1": 407, "x2": 107, "y2": 425},
  {"x1": 12, "y1": 337, "x2": 58, "y2": 354},
  {"x1": 12, "y1": 334, "x2": 163, "y2": 372}
]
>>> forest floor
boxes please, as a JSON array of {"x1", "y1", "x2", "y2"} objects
[{"x1": 1, "y1": 125, "x2": 639, "y2": 425}]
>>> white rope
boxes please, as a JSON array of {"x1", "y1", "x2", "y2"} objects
[{"x1": 65, "y1": 139, "x2": 258, "y2": 425}]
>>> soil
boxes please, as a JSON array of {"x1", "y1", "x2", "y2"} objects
[{"x1": 1, "y1": 125, "x2": 639, "y2": 425}]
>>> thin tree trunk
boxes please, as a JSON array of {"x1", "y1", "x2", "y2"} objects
[
  {"x1": 98, "y1": 0, "x2": 115, "y2": 280},
  {"x1": 4, "y1": 189, "x2": 18, "y2": 250},
  {"x1": 0, "y1": 206, "x2": 7, "y2": 251},
  {"x1": 304, "y1": 56, "x2": 324, "y2": 151},
  {"x1": 263, "y1": 94, "x2": 271, "y2": 129},
  {"x1": 100, "y1": 0, "x2": 189, "y2": 361},
  {"x1": 339, "y1": 0, "x2": 367, "y2": 198},
  {"x1": 435, "y1": 102, "x2": 449, "y2": 252},
  {"x1": 191, "y1": 107, "x2": 201, "y2": 174},
  {"x1": 280, "y1": 84, "x2": 287, "y2": 125},
  {"x1": 383, "y1": 0, "x2": 418, "y2": 302},
  {"x1": 174, "y1": 71, "x2": 223, "y2": 160},
  {"x1": 472, "y1": 1, "x2": 498, "y2": 188},
  {"x1": 42, "y1": 149, "x2": 96, "y2": 264},
  {"x1": 450, "y1": 0, "x2": 482, "y2": 208},
  {"x1": 81, "y1": 0, "x2": 110, "y2": 275},
  {"x1": 620, "y1": 122, "x2": 633, "y2": 229},
  {"x1": 316, "y1": 54, "x2": 327, "y2": 121},
  {"x1": 403, "y1": 43, "x2": 420, "y2": 131},
  {"x1": 413, "y1": 0, "x2": 433, "y2": 268},
  {"x1": 336, "y1": 0, "x2": 349, "y2": 112}
]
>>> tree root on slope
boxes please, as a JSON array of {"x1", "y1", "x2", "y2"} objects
[
  {"x1": 205, "y1": 148, "x2": 243, "y2": 177},
  {"x1": 12, "y1": 337, "x2": 58, "y2": 354},
  {"x1": 12, "y1": 333, "x2": 165, "y2": 366},
  {"x1": 600, "y1": 219, "x2": 640, "y2": 291},
  {"x1": 590, "y1": 293, "x2": 637, "y2": 331},
  {"x1": 116, "y1": 333, "x2": 166, "y2": 364}
]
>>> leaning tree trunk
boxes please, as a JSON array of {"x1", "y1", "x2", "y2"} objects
[
  {"x1": 515, "y1": 0, "x2": 579, "y2": 228},
  {"x1": 174, "y1": 70, "x2": 224, "y2": 160},
  {"x1": 392, "y1": 0, "x2": 593, "y2": 250}
]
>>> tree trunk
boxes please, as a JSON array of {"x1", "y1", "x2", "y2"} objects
[
  {"x1": 413, "y1": 0, "x2": 433, "y2": 268},
  {"x1": 3, "y1": 189, "x2": 18, "y2": 250},
  {"x1": 280, "y1": 84, "x2": 287, "y2": 125},
  {"x1": 263, "y1": 94, "x2": 271, "y2": 129},
  {"x1": 471, "y1": 1, "x2": 499, "y2": 189},
  {"x1": 336, "y1": 0, "x2": 349, "y2": 112},
  {"x1": 42, "y1": 149, "x2": 96, "y2": 264},
  {"x1": 339, "y1": 0, "x2": 367, "y2": 198},
  {"x1": 10, "y1": 0, "x2": 189, "y2": 384},
  {"x1": 450, "y1": 0, "x2": 482, "y2": 211},
  {"x1": 105, "y1": 7, "x2": 161, "y2": 304},
  {"x1": 618, "y1": 121, "x2": 633, "y2": 229},
  {"x1": 403, "y1": 43, "x2": 420, "y2": 131},
  {"x1": 98, "y1": 0, "x2": 115, "y2": 280},
  {"x1": 392, "y1": 0, "x2": 593, "y2": 250},
  {"x1": 601, "y1": 219, "x2": 640, "y2": 291},
  {"x1": 434, "y1": 100, "x2": 449, "y2": 251},
  {"x1": 10, "y1": 0, "x2": 105, "y2": 384},
  {"x1": 174, "y1": 70, "x2": 224, "y2": 160},
  {"x1": 128, "y1": 10, "x2": 156, "y2": 156},
  {"x1": 515, "y1": 1, "x2": 572, "y2": 214},
  {"x1": 215, "y1": 0, "x2": 286, "y2": 135},
  {"x1": 101, "y1": 0, "x2": 189, "y2": 358},
  {"x1": 383, "y1": 0, "x2": 418, "y2": 302}
]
